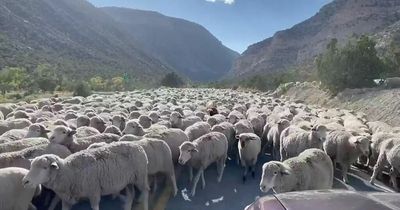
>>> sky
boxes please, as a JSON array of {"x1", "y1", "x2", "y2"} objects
[{"x1": 88, "y1": 0, "x2": 332, "y2": 53}]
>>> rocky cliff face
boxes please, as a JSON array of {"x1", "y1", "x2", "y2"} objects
[{"x1": 231, "y1": 0, "x2": 400, "y2": 77}]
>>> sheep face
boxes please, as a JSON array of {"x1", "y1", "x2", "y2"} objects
[
  {"x1": 90, "y1": 117, "x2": 106, "y2": 133},
  {"x1": 26, "y1": 124, "x2": 50, "y2": 138},
  {"x1": 207, "y1": 117, "x2": 218, "y2": 127},
  {"x1": 49, "y1": 126, "x2": 76, "y2": 145},
  {"x1": 311, "y1": 125, "x2": 328, "y2": 141},
  {"x1": 277, "y1": 119, "x2": 290, "y2": 131},
  {"x1": 170, "y1": 112, "x2": 183, "y2": 127},
  {"x1": 237, "y1": 134, "x2": 258, "y2": 148},
  {"x1": 353, "y1": 136, "x2": 370, "y2": 157},
  {"x1": 139, "y1": 115, "x2": 152, "y2": 129},
  {"x1": 149, "y1": 112, "x2": 160, "y2": 123},
  {"x1": 260, "y1": 162, "x2": 290, "y2": 193},
  {"x1": 23, "y1": 155, "x2": 60, "y2": 188},
  {"x1": 178, "y1": 142, "x2": 198, "y2": 165},
  {"x1": 122, "y1": 121, "x2": 142, "y2": 135},
  {"x1": 111, "y1": 115, "x2": 126, "y2": 131}
]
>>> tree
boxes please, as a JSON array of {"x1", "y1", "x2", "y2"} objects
[
  {"x1": 73, "y1": 82, "x2": 92, "y2": 97},
  {"x1": 111, "y1": 77, "x2": 124, "y2": 91},
  {"x1": 160, "y1": 72, "x2": 185, "y2": 88},
  {"x1": 33, "y1": 63, "x2": 59, "y2": 92},
  {"x1": 317, "y1": 36, "x2": 389, "y2": 93},
  {"x1": 89, "y1": 76, "x2": 106, "y2": 91},
  {"x1": 0, "y1": 67, "x2": 28, "y2": 94}
]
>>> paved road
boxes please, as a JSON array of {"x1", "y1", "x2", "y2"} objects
[{"x1": 36, "y1": 155, "x2": 388, "y2": 210}]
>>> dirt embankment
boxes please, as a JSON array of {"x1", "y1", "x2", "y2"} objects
[{"x1": 279, "y1": 82, "x2": 400, "y2": 126}]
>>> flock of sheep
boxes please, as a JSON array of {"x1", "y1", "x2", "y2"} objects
[{"x1": 0, "y1": 88, "x2": 399, "y2": 210}]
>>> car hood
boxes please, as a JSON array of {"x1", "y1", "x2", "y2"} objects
[{"x1": 246, "y1": 190, "x2": 400, "y2": 210}]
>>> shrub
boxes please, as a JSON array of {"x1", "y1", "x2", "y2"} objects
[
  {"x1": 73, "y1": 82, "x2": 92, "y2": 97},
  {"x1": 160, "y1": 72, "x2": 185, "y2": 88}
]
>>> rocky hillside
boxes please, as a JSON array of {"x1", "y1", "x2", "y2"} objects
[
  {"x1": 278, "y1": 82, "x2": 400, "y2": 126},
  {"x1": 102, "y1": 7, "x2": 239, "y2": 82},
  {"x1": 231, "y1": 0, "x2": 400, "y2": 77},
  {"x1": 0, "y1": 0, "x2": 173, "y2": 84}
]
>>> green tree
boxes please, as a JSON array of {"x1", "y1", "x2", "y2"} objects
[
  {"x1": 160, "y1": 72, "x2": 185, "y2": 88},
  {"x1": 33, "y1": 64, "x2": 59, "y2": 92},
  {"x1": 73, "y1": 82, "x2": 92, "y2": 97},
  {"x1": 317, "y1": 36, "x2": 389, "y2": 93},
  {"x1": 0, "y1": 67, "x2": 28, "y2": 94},
  {"x1": 89, "y1": 76, "x2": 106, "y2": 91},
  {"x1": 111, "y1": 77, "x2": 124, "y2": 91}
]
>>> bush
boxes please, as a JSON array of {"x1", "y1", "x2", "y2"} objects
[
  {"x1": 73, "y1": 82, "x2": 92, "y2": 97},
  {"x1": 160, "y1": 72, "x2": 185, "y2": 88},
  {"x1": 317, "y1": 36, "x2": 390, "y2": 94}
]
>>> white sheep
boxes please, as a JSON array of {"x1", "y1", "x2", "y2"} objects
[
  {"x1": 280, "y1": 125, "x2": 327, "y2": 161},
  {"x1": 110, "y1": 115, "x2": 126, "y2": 131},
  {"x1": 368, "y1": 133, "x2": 398, "y2": 166},
  {"x1": 119, "y1": 136, "x2": 178, "y2": 196},
  {"x1": 89, "y1": 116, "x2": 107, "y2": 133},
  {"x1": 237, "y1": 133, "x2": 261, "y2": 183},
  {"x1": 0, "y1": 119, "x2": 31, "y2": 135},
  {"x1": 323, "y1": 130, "x2": 370, "y2": 183},
  {"x1": 228, "y1": 110, "x2": 245, "y2": 124},
  {"x1": 259, "y1": 148, "x2": 333, "y2": 193},
  {"x1": 207, "y1": 114, "x2": 226, "y2": 127},
  {"x1": 170, "y1": 112, "x2": 201, "y2": 130},
  {"x1": 49, "y1": 126, "x2": 119, "y2": 153},
  {"x1": 178, "y1": 132, "x2": 228, "y2": 196},
  {"x1": 185, "y1": 121, "x2": 211, "y2": 141},
  {"x1": 76, "y1": 115, "x2": 90, "y2": 128},
  {"x1": 75, "y1": 126, "x2": 101, "y2": 138},
  {"x1": 234, "y1": 119, "x2": 254, "y2": 136},
  {"x1": 22, "y1": 141, "x2": 149, "y2": 210},
  {"x1": 386, "y1": 144, "x2": 400, "y2": 191},
  {"x1": 267, "y1": 119, "x2": 290, "y2": 160},
  {"x1": 0, "y1": 137, "x2": 49, "y2": 153},
  {"x1": 122, "y1": 120, "x2": 145, "y2": 136},
  {"x1": 211, "y1": 122, "x2": 236, "y2": 159},
  {"x1": 0, "y1": 167, "x2": 41, "y2": 210},
  {"x1": 138, "y1": 115, "x2": 152, "y2": 129},
  {"x1": 103, "y1": 125, "x2": 122, "y2": 136},
  {"x1": 370, "y1": 138, "x2": 400, "y2": 186},
  {"x1": 144, "y1": 128, "x2": 189, "y2": 163},
  {"x1": 0, "y1": 143, "x2": 72, "y2": 169}
]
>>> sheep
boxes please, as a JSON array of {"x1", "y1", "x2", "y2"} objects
[
  {"x1": 86, "y1": 142, "x2": 108, "y2": 150},
  {"x1": 185, "y1": 121, "x2": 211, "y2": 141},
  {"x1": 148, "y1": 111, "x2": 160, "y2": 123},
  {"x1": 259, "y1": 148, "x2": 333, "y2": 193},
  {"x1": 75, "y1": 126, "x2": 101, "y2": 138},
  {"x1": 0, "y1": 104, "x2": 15, "y2": 117},
  {"x1": 211, "y1": 122, "x2": 236, "y2": 158},
  {"x1": 267, "y1": 119, "x2": 290, "y2": 160},
  {"x1": 138, "y1": 115, "x2": 152, "y2": 129},
  {"x1": 280, "y1": 125, "x2": 327, "y2": 161},
  {"x1": 76, "y1": 115, "x2": 90, "y2": 128},
  {"x1": 22, "y1": 141, "x2": 150, "y2": 210},
  {"x1": 207, "y1": 114, "x2": 226, "y2": 127},
  {"x1": 104, "y1": 125, "x2": 122, "y2": 136},
  {"x1": 234, "y1": 119, "x2": 254, "y2": 136},
  {"x1": 369, "y1": 133, "x2": 398, "y2": 166},
  {"x1": 144, "y1": 128, "x2": 189, "y2": 163},
  {"x1": 0, "y1": 167, "x2": 41, "y2": 210},
  {"x1": 119, "y1": 136, "x2": 178, "y2": 196},
  {"x1": 367, "y1": 121, "x2": 392, "y2": 134},
  {"x1": 89, "y1": 116, "x2": 107, "y2": 133},
  {"x1": 170, "y1": 112, "x2": 202, "y2": 130},
  {"x1": 323, "y1": 130, "x2": 370, "y2": 183},
  {"x1": 0, "y1": 119, "x2": 31, "y2": 135},
  {"x1": 178, "y1": 132, "x2": 228, "y2": 196},
  {"x1": 386, "y1": 144, "x2": 400, "y2": 191},
  {"x1": 228, "y1": 110, "x2": 245, "y2": 124},
  {"x1": 0, "y1": 137, "x2": 49, "y2": 154},
  {"x1": 0, "y1": 123, "x2": 48, "y2": 143},
  {"x1": 248, "y1": 115, "x2": 265, "y2": 137},
  {"x1": 122, "y1": 120, "x2": 145, "y2": 136},
  {"x1": 0, "y1": 143, "x2": 72, "y2": 169},
  {"x1": 370, "y1": 138, "x2": 400, "y2": 186},
  {"x1": 49, "y1": 126, "x2": 119, "y2": 153},
  {"x1": 237, "y1": 133, "x2": 261, "y2": 183}
]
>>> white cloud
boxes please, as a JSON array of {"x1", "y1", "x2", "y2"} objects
[{"x1": 206, "y1": 0, "x2": 235, "y2": 5}]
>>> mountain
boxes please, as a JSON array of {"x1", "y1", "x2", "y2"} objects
[
  {"x1": 0, "y1": 0, "x2": 175, "y2": 85},
  {"x1": 230, "y1": 0, "x2": 400, "y2": 77},
  {"x1": 102, "y1": 7, "x2": 239, "y2": 82}
]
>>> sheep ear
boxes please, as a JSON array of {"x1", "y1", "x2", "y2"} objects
[
  {"x1": 109, "y1": 119, "x2": 113, "y2": 122},
  {"x1": 192, "y1": 148, "x2": 199, "y2": 153},
  {"x1": 281, "y1": 168, "x2": 291, "y2": 176},
  {"x1": 44, "y1": 129, "x2": 51, "y2": 133},
  {"x1": 235, "y1": 135, "x2": 239, "y2": 140},
  {"x1": 68, "y1": 130, "x2": 77, "y2": 136},
  {"x1": 50, "y1": 162, "x2": 59, "y2": 170},
  {"x1": 28, "y1": 158, "x2": 34, "y2": 163}
]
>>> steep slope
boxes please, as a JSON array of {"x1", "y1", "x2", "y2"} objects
[
  {"x1": 231, "y1": 0, "x2": 400, "y2": 77},
  {"x1": 102, "y1": 7, "x2": 239, "y2": 82},
  {"x1": 0, "y1": 0, "x2": 171, "y2": 85}
]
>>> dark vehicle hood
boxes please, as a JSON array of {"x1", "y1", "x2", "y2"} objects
[{"x1": 245, "y1": 190, "x2": 400, "y2": 210}]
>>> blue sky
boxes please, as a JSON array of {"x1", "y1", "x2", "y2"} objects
[{"x1": 88, "y1": 0, "x2": 332, "y2": 53}]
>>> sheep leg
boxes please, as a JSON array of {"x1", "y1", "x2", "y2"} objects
[
  {"x1": 217, "y1": 157, "x2": 226, "y2": 183},
  {"x1": 123, "y1": 186, "x2": 135, "y2": 210},
  {"x1": 141, "y1": 189, "x2": 149, "y2": 210},
  {"x1": 251, "y1": 165, "x2": 256, "y2": 178},
  {"x1": 48, "y1": 196, "x2": 61, "y2": 210},
  {"x1": 341, "y1": 164, "x2": 349, "y2": 183},
  {"x1": 242, "y1": 165, "x2": 248, "y2": 183},
  {"x1": 370, "y1": 153, "x2": 387, "y2": 184},
  {"x1": 189, "y1": 166, "x2": 193, "y2": 183},
  {"x1": 191, "y1": 168, "x2": 203, "y2": 197},
  {"x1": 201, "y1": 170, "x2": 206, "y2": 189},
  {"x1": 389, "y1": 168, "x2": 399, "y2": 191},
  {"x1": 89, "y1": 195, "x2": 101, "y2": 210},
  {"x1": 169, "y1": 171, "x2": 178, "y2": 197}
]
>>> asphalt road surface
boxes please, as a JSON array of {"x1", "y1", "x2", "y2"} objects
[{"x1": 35, "y1": 155, "x2": 389, "y2": 210}]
